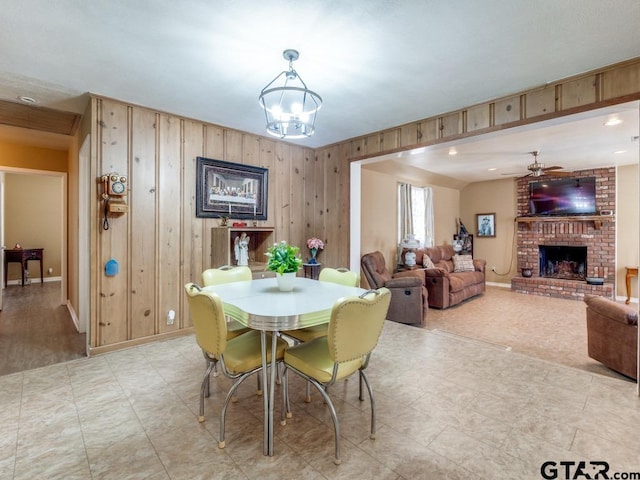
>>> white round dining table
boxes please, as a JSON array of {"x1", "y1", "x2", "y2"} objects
[{"x1": 202, "y1": 276, "x2": 367, "y2": 456}]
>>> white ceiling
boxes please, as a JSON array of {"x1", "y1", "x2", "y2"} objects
[{"x1": 0, "y1": 1, "x2": 639, "y2": 181}]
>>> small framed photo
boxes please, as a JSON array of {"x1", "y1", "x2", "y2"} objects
[{"x1": 476, "y1": 213, "x2": 496, "y2": 237}]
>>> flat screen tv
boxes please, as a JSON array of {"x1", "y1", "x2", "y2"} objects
[{"x1": 529, "y1": 177, "x2": 596, "y2": 216}]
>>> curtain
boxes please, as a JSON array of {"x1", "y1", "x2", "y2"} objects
[
  {"x1": 398, "y1": 183, "x2": 413, "y2": 244},
  {"x1": 423, "y1": 187, "x2": 434, "y2": 247}
]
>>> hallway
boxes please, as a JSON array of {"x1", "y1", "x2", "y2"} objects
[{"x1": 0, "y1": 281, "x2": 86, "y2": 376}]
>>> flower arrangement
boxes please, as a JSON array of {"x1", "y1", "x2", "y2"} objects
[
  {"x1": 306, "y1": 237, "x2": 324, "y2": 264},
  {"x1": 306, "y1": 237, "x2": 325, "y2": 250},
  {"x1": 265, "y1": 241, "x2": 303, "y2": 274}
]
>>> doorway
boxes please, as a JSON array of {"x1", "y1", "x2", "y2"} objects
[
  {"x1": 350, "y1": 102, "x2": 639, "y2": 391},
  {"x1": 0, "y1": 168, "x2": 84, "y2": 375}
]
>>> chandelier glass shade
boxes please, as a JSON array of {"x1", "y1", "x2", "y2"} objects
[{"x1": 259, "y1": 49, "x2": 322, "y2": 139}]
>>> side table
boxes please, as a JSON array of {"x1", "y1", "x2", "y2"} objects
[
  {"x1": 625, "y1": 266, "x2": 638, "y2": 304},
  {"x1": 394, "y1": 264, "x2": 422, "y2": 273},
  {"x1": 303, "y1": 262, "x2": 321, "y2": 280},
  {"x1": 4, "y1": 248, "x2": 44, "y2": 286}
]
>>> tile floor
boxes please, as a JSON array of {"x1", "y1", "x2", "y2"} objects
[{"x1": 1, "y1": 321, "x2": 639, "y2": 479}]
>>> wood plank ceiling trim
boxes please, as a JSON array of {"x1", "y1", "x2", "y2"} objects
[{"x1": 0, "y1": 99, "x2": 81, "y2": 135}]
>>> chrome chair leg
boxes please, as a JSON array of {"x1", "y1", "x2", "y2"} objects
[
  {"x1": 199, "y1": 360, "x2": 216, "y2": 423},
  {"x1": 286, "y1": 366, "x2": 342, "y2": 465},
  {"x1": 305, "y1": 380, "x2": 312, "y2": 402},
  {"x1": 218, "y1": 370, "x2": 255, "y2": 449},
  {"x1": 280, "y1": 366, "x2": 292, "y2": 425},
  {"x1": 359, "y1": 370, "x2": 376, "y2": 438},
  {"x1": 313, "y1": 379, "x2": 341, "y2": 465}
]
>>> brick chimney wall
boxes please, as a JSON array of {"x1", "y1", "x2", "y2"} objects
[{"x1": 511, "y1": 167, "x2": 615, "y2": 300}]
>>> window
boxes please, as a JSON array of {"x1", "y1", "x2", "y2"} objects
[{"x1": 398, "y1": 183, "x2": 434, "y2": 248}]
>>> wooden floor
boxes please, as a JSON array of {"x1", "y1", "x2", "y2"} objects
[{"x1": 0, "y1": 281, "x2": 86, "y2": 376}]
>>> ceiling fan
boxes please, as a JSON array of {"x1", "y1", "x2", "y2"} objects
[{"x1": 506, "y1": 151, "x2": 574, "y2": 178}]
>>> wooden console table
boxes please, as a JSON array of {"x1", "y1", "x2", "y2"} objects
[
  {"x1": 626, "y1": 266, "x2": 638, "y2": 304},
  {"x1": 4, "y1": 248, "x2": 44, "y2": 286}
]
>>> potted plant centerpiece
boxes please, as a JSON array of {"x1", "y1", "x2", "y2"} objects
[{"x1": 265, "y1": 241, "x2": 303, "y2": 291}]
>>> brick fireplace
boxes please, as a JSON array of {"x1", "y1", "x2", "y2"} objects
[{"x1": 511, "y1": 167, "x2": 615, "y2": 300}]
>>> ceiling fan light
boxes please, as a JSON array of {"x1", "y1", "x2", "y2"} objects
[{"x1": 528, "y1": 162, "x2": 544, "y2": 171}]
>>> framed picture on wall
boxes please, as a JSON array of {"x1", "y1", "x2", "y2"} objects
[
  {"x1": 476, "y1": 213, "x2": 496, "y2": 237},
  {"x1": 195, "y1": 157, "x2": 268, "y2": 220}
]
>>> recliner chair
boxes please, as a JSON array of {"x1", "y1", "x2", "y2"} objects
[
  {"x1": 360, "y1": 251, "x2": 428, "y2": 326},
  {"x1": 584, "y1": 294, "x2": 638, "y2": 380}
]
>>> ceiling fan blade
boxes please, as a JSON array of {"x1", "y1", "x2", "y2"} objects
[
  {"x1": 542, "y1": 166, "x2": 564, "y2": 171},
  {"x1": 541, "y1": 170, "x2": 574, "y2": 177}
]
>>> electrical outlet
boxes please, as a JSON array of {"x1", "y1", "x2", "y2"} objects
[
  {"x1": 167, "y1": 310, "x2": 175, "y2": 325},
  {"x1": 491, "y1": 266, "x2": 496, "y2": 272}
]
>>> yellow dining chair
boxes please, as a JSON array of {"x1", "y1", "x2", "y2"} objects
[
  {"x1": 201, "y1": 265, "x2": 252, "y2": 395},
  {"x1": 184, "y1": 283, "x2": 288, "y2": 447},
  {"x1": 280, "y1": 288, "x2": 391, "y2": 465},
  {"x1": 281, "y1": 267, "x2": 361, "y2": 402},
  {"x1": 202, "y1": 265, "x2": 252, "y2": 340},
  {"x1": 282, "y1": 267, "x2": 360, "y2": 344}
]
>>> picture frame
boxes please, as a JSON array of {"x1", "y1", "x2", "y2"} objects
[
  {"x1": 476, "y1": 213, "x2": 496, "y2": 237},
  {"x1": 195, "y1": 157, "x2": 268, "y2": 220}
]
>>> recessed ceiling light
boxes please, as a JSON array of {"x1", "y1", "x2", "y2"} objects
[
  {"x1": 488, "y1": 167, "x2": 497, "y2": 171},
  {"x1": 614, "y1": 150, "x2": 627, "y2": 154},
  {"x1": 604, "y1": 118, "x2": 622, "y2": 126},
  {"x1": 448, "y1": 148, "x2": 457, "y2": 156},
  {"x1": 18, "y1": 95, "x2": 38, "y2": 104}
]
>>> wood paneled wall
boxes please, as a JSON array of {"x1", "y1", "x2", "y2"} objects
[
  {"x1": 89, "y1": 56, "x2": 640, "y2": 351},
  {"x1": 90, "y1": 97, "x2": 349, "y2": 351}
]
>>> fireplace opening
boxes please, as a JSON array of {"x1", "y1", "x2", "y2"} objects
[{"x1": 539, "y1": 245, "x2": 587, "y2": 280}]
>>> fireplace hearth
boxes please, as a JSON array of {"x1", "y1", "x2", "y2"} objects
[{"x1": 539, "y1": 245, "x2": 587, "y2": 280}]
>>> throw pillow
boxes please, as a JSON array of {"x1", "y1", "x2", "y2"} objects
[
  {"x1": 453, "y1": 254, "x2": 475, "y2": 272},
  {"x1": 422, "y1": 255, "x2": 436, "y2": 269}
]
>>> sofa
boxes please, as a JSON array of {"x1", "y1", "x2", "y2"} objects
[
  {"x1": 361, "y1": 251, "x2": 428, "y2": 326},
  {"x1": 584, "y1": 294, "x2": 638, "y2": 380},
  {"x1": 405, "y1": 245, "x2": 486, "y2": 309}
]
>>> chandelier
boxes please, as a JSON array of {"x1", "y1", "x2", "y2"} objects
[{"x1": 259, "y1": 49, "x2": 322, "y2": 139}]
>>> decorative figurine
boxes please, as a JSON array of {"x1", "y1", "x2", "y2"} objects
[{"x1": 234, "y1": 232, "x2": 250, "y2": 266}]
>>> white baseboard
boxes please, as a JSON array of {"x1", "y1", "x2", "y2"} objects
[
  {"x1": 487, "y1": 281, "x2": 511, "y2": 288},
  {"x1": 5, "y1": 276, "x2": 62, "y2": 286},
  {"x1": 616, "y1": 295, "x2": 638, "y2": 304},
  {"x1": 66, "y1": 300, "x2": 84, "y2": 333}
]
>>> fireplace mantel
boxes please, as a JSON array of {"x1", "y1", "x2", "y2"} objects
[{"x1": 516, "y1": 215, "x2": 614, "y2": 231}]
